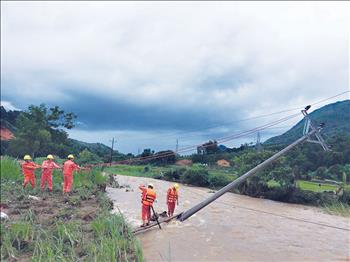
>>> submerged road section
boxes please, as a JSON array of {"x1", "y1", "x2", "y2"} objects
[{"x1": 107, "y1": 175, "x2": 350, "y2": 262}]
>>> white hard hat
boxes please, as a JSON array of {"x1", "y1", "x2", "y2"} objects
[{"x1": 148, "y1": 183, "x2": 154, "y2": 188}]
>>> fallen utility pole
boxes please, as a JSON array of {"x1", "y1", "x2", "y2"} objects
[
  {"x1": 178, "y1": 106, "x2": 329, "y2": 222},
  {"x1": 133, "y1": 213, "x2": 180, "y2": 234}
]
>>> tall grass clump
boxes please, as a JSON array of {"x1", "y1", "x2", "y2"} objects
[
  {"x1": 89, "y1": 213, "x2": 138, "y2": 261},
  {"x1": 0, "y1": 156, "x2": 21, "y2": 181},
  {"x1": 322, "y1": 202, "x2": 350, "y2": 217},
  {"x1": 74, "y1": 167, "x2": 107, "y2": 189}
]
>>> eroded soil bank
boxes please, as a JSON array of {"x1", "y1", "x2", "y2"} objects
[{"x1": 107, "y1": 175, "x2": 350, "y2": 262}]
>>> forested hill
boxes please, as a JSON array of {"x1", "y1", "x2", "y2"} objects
[
  {"x1": 0, "y1": 105, "x2": 123, "y2": 160},
  {"x1": 265, "y1": 100, "x2": 350, "y2": 145},
  {"x1": 67, "y1": 139, "x2": 115, "y2": 158}
]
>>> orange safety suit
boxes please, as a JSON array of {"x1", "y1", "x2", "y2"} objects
[
  {"x1": 139, "y1": 185, "x2": 156, "y2": 222},
  {"x1": 63, "y1": 160, "x2": 80, "y2": 193},
  {"x1": 40, "y1": 160, "x2": 60, "y2": 191},
  {"x1": 22, "y1": 161, "x2": 41, "y2": 189},
  {"x1": 167, "y1": 187, "x2": 178, "y2": 216}
]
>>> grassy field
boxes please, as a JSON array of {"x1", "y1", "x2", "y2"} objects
[
  {"x1": 0, "y1": 156, "x2": 143, "y2": 261},
  {"x1": 104, "y1": 164, "x2": 237, "y2": 184},
  {"x1": 105, "y1": 164, "x2": 168, "y2": 178},
  {"x1": 297, "y1": 180, "x2": 338, "y2": 192},
  {"x1": 105, "y1": 164, "x2": 350, "y2": 192}
]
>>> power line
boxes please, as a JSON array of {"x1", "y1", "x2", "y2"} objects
[
  {"x1": 92, "y1": 112, "x2": 301, "y2": 167},
  {"x1": 180, "y1": 187, "x2": 350, "y2": 232},
  {"x1": 129, "y1": 90, "x2": 349, "y2": 143},
  {"x1": 88, "y1": 91, "x2": 349, "y2": 167}
]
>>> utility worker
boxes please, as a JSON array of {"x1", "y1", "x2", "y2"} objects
[
  {"x1": 22, "y1": 155, "x2": 41, "y2": 189},
  {"x1": 63, "y1": 154, "x2": 81, "y2": 193},
  {"x1": 139, "y1": 183, "x2": 156, "y2": 227},
  {"x1": 40, "y1": 154, "x2": 61, "y2": 191},
  {"x1": 167, "y1": 183, "x2": 179, "y2": 217}
]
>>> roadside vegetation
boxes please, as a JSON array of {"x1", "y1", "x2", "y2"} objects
[{"x1": 0, "y1": 156, "x2": 143, "y2": 261}]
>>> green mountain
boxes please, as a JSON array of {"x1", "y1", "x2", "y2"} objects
[
  {"x1": 265, "y1": 100, "x2": 350, "y2": 145},
  {"x1": 67, "y1": 138, "x2": 116, "y2": 158}
]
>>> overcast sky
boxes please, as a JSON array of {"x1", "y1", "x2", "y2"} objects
[{"x1": 1, "y1": 2, "x2": 349, "y2": 154}]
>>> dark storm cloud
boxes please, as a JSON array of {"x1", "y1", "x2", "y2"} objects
[
  {"x1": 60, "y1": 91, "x2": 238, "y2": 132},
  {"x1": 1, "y1": 2, "x2": 348, "y2": 153}
]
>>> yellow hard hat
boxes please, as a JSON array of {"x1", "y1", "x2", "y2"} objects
[
  {"x1": 47, "y1": 154, "x2": 54, "y2": 159},
  {"x1": 23, "y1": 155, "x2": 31, "y2": 160},
  {"x1": 148, "y1": 183, "x2": 154, "y2": 189},
  {"x1": 174, "y1": 183, "x2": 180, "y2": 190},
  {"x1": 67, "y1": 154, "x2": 74, "y2": 159}
]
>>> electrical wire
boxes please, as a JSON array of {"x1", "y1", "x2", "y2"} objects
[
  {"x1": 86, "y1": 90, "x2": 349, "y2": 168},
  {"x1": 180, "y1": 187, "x2": 350, "y2": 232},
  {"x1": 88, "y1": 112, "x2": 301, "y2": 167},
  {"x1": 131, "y1": 90, "x2": 349, "y2": 142}
]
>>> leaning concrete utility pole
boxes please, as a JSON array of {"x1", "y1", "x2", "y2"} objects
[
  {"x1": 178, "y1": 106, "x2": 329, "y2": 222},
  {"x1": 109, "y1": 138, "x2": 116, "y2": 166}
]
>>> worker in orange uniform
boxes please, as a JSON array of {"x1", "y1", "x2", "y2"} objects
[
  {"x1": 40, "y1": 154, "x2": 61, "y2": 191},
  {"x1": 62, "y1": 154, "x2": 81, "y2": 194},
  {"x1": 167, "y1": 183, "x2": 179, "y2": 217},
  {"x1": 139, "y1": 183, "x2": 156, "y2": 227},
  {"x1": 22, "y1": 155, "x2": 41, "y2": 189}
]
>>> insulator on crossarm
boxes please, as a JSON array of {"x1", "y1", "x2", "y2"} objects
[{"x1": 304, "y1": 105, "x2": 311, "y2": 111}]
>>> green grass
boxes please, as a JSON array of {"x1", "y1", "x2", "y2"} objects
[
  {"x1": 105, "y1": 164, "x2": 237, "y2": 185},
  {"x1": 267, "y1": 179, "x2": 350, "y2": 192},
  {"x1": 0, "y1": 156, "x2": 21, "y2": 181},
  {"x1": 297, "y1": 180, "x2": 338, "y2": 192},
  {"x1": 322, "y1": 202, "x2": 350, "y2": 218},
  {"x1": 0, "y1": 156, "x2": 143, "y2": 261},
  {"x1": 267, "y1": 180, "x2": 280, "y2": 188},
  {"x1": 105, "y1": 164, "x2": 168, "y2": 178}
]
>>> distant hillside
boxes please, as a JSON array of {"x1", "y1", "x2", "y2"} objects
[
  {"x1": 265, "y1": 100, "x2": 350, "y2": 145},
  {"x1": 67, "y1": 138, "x2": 116, "y2": 158}
]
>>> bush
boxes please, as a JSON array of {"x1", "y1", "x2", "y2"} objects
[
  {"x1": 181, "y1": 169, "x2": 210, "y2": 187},
  {"x1": 339, "y1": 189, "x2": 350, "y2": 205},
  {"x1": 209, "y1": 175, "x2": 232, "y2": 188},
  {"x1": 77, "y1": 149, "x2": 102, "y2": 165},
  {"x1": 163, "y1": 167, "x2": 210, "y2": 187},
  {"x1": 163, "y1": 168, "x2": 186, "y2": 181},
  {"x1": 282, "y1": 188, "x2": 337, "y2": 205}
]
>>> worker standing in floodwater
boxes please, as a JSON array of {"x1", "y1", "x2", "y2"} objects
[
  {"x1": 139, "y1": 183, "x2": 157, "y2": 227},
  {"x1": 167, "y1": 183, "x2": 179, "y2": 217},
  {"x1": 41, "y1": 154, "x2": 61, "y2": 192},
  {"x1": 22, "y1": 155, "x2": 41, "y2": 189},
  {"x1": 63, "y1": 154, "x2": 81, "y2": 194}
]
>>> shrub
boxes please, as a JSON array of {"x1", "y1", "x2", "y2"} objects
[
  {"x1": 181, "y1": 169, "x2": 210, "y2": 187},
  {"x1": 163, "y1": 168, "x2": 186, "y2": 181},
  {"x1": 339, "y1": 189, "x2": 350, "y2": 205},
  {"x1": 209, "y1": 175, "x2": 232, "y2": 188}
]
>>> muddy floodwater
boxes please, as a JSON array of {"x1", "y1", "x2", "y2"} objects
[{"x1": 107, "y1": 175, "x2": 350, "y2": 261}]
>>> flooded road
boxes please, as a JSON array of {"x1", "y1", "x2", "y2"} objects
[{"x1": 107, "y1": 175, "x2": 350, "y2": 261}]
